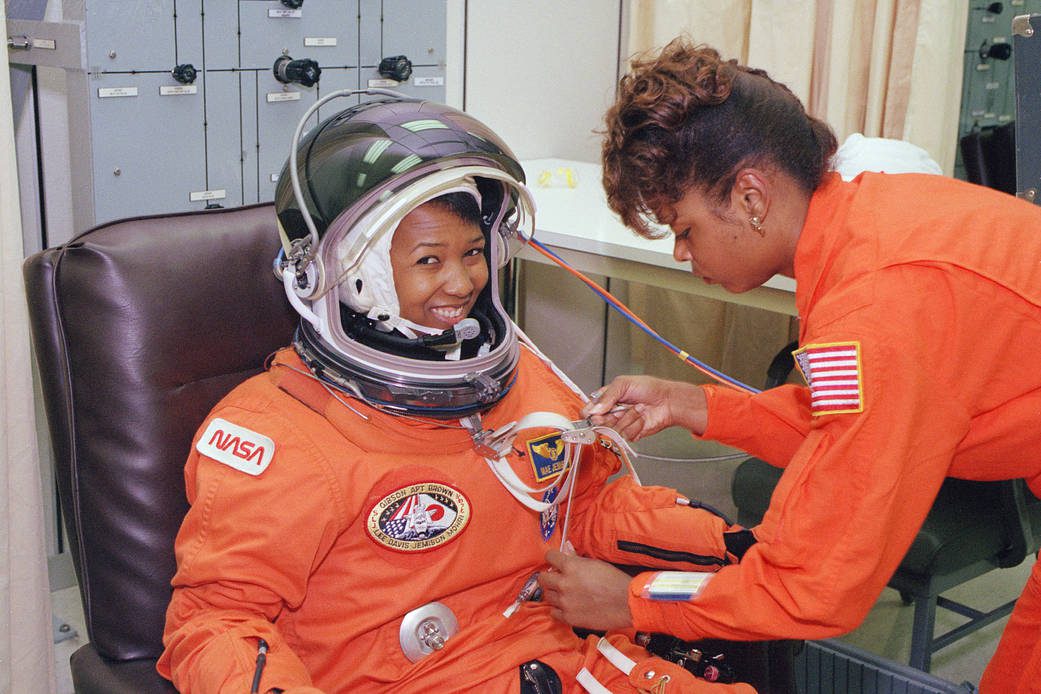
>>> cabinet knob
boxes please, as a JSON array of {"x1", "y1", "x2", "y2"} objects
[
  {"x1": 171, "y1": 63, "x2": 198, "y2": 85},
  {"x1": 979, "y1": 40, "x2": 1012, "y2": 61},
  {"x1": 273, "y1": 55, "x2": 321, "y2": 87},
  {"x1": 379, "y1": 55, "x2": 413, "y2": 82}
]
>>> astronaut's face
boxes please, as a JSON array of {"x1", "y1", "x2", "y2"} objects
[{"x1": 390, "y1": 202, "x2": 489, "y2": 330}]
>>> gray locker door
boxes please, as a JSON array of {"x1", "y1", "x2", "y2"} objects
[
  {"x1": 317, "y1": 67, "x2": 361, "y2": 120},
  {"x1": 201, "y1": 1, "x2": 242, "y2": 70},
  {"x1": 254, "y1": 73, "x2": 320, "y2": 202},
  {"x1": 381, "y1": 0, "x2": 445, "y2": 68},
  {"x1": 85, "y1": 0, "x2": 203, "y2": 73},
  {"x1": 238, "y1": 0, "x2": 359, "y2": 71},
  {"x1": 204, "y1": 71, "x2": 247, "y2": 208},
  {"x1": 359, "y1": 0, "x2": 446, "y2": 69},
  {"x1": 89, "y1": 73, "x2": 207, "y2": 225},
  {"x1": 239, "y1": 72, "x2": 261, "y2": 204}
]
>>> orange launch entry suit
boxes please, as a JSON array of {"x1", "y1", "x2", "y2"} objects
[
  {"x1": 158, "y1": 346, "x2": 755, "y2": 693},
  {"x1": 627, "y1": 173, "x2": 1041, "y2": 692}
]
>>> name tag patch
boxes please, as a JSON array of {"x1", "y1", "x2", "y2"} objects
[
  {"x1": 793, "y1": 341, "x2": 864, "y2": 415},
  {"x1": 527, "y1": 432, "x2": 566, "y2": 482},
  {"x1": 196, "y1": 418, "x2": 275, "y2": 476}
]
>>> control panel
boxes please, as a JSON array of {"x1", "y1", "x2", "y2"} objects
[
  {"x1": 58, "y1": 0, "x2": 448, "y2": 228},
  {"x1": 954, "y1": 0, "x2": 1041, "y2": 183}
]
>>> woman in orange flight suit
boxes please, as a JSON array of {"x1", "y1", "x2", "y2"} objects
[{"x1": 537, "y1": 39, "x2": 1041, "y2": 692}]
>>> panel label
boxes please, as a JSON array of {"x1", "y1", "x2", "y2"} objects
[
  {"x1": 189, "y1": 189, "x2": 227, "y2": 202},
  {"x1": 368, "y1": 78, "x2": 399, "y2": 88},
  {"x1": 413, "y1": 76, "x2": 444, "y2": 87},
  {"x1": 266, "y1": 91, "x2": 302, "y2": 103},
  {"x1": 160, "y1": 85, "x2": 198, "y2": 96},
  {"x1": 269, "y1": 9, "x2": 302, "y2": 18},
  {"x1": 304, "y1": 37, "x2": 337, "y2": 47},
  {"x1": 98, "y1": 87, "x2": 138, "y2": 98},
  {"x1": 31, "y1": 38, "x2": 56, "y2": 50}
]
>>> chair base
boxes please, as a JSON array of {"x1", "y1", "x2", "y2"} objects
[{"x1": 907, "y1": 593, "x2": 1017, "y2": 672}]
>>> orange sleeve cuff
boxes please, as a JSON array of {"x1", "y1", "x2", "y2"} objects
[
  {"x1": 628, "y1": 573, "x2": 680, "y2": 636},
  {"x1": 627, "y1": 571, "x2": 715, "y2": 638}
]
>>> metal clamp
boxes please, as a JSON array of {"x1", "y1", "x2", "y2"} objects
[
  {"x1": 469, "y1": 420, "x2": 517, "y2": 458},
  {"x1": 1013, "y1": 14, "x2": 1035, "y2": 38},
  {"x1": 560, "y1": 420, "x2": 598, "y2": 445}
]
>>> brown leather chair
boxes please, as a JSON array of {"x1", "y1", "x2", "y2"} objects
[{"x1": 23, "y1": 203, "x2": 297, "y2": 693}]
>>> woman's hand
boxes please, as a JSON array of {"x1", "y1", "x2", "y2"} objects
[
  {"x1": 581, "y1": 375, "x2": 708, "y2": 440},
  {"x1": 539, "y1": 550, "x2": 634, "y2": 631}
]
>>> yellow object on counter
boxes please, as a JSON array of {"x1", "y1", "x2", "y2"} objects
[{"x1": 536, "y1": 166, "x2": 578, "y2": 188}]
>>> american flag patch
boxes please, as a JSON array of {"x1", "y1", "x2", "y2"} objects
[{"x1": 793, "y1": 342, "x2": 864, "y2": 415}]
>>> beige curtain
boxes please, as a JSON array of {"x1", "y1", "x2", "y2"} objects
[
  {"x1": 0, "y1": 11, "x2": 57, "y2": 694},
  {"x1": 616, "y1": 0, "x2": 966, "y2": 389},
  {"x1": 627, "y1": 0, "x2": 967, "y2": 173}
]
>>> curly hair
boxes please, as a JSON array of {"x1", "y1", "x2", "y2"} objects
[{"x1": 602, "y1": 38, "x2": 837, "y2": 237}]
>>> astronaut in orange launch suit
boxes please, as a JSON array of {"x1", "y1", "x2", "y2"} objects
[{"x1": 156, "y1": 96, "x2": 758, "y2": 693}]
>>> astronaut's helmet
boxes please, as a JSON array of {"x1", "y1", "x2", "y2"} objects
[{"x1": 274, "y1": 95, "x2": 535, "y2": 418}]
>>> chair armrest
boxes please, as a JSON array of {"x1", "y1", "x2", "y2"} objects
[{"x1": 70, "y1": 644, "x2": 177, "y2": 694}]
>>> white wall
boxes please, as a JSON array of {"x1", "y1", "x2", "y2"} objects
[
  {"x1": 464, "y1": 0, "x2": 623, "y2": 163},
  {"x1": 464, "y1": 0, "x2": 624, "y2": 393},
  {"x1": 463, "y1": 1, "x2": 625, "y2": 393}
]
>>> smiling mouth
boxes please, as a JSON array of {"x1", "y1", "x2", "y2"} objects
[{"x1": 430, "y1": 305, "x2": 469, "y2": 323}]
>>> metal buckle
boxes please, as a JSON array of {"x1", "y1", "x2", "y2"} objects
[{"x1": 560, "y1": 419, "x2": 597, "y2": 445}]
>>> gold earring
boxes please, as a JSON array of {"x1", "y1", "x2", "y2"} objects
[{"x1": 749, "y1": 216, "x2": 764, "y2": 236}]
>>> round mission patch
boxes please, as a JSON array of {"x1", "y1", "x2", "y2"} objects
[{"x1": 366, "y1": 482, "x2": 471, "y2": 553}]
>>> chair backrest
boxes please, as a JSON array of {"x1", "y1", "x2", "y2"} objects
[{"x1": 23, "y1": 203, "x2": 297, "y2": 662}]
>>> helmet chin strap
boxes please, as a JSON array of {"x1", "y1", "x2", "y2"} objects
[{"x1": 375, "y1": 311, "x2": 451, "y2": 340}]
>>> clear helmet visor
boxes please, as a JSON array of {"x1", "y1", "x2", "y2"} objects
[{"x1": 320, "y1": 164, "x2": 535, "y2": 296}]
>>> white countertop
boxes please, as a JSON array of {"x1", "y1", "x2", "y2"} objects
[{"x1": 518, "y1": 158, "x2": 797, "y2": 314}]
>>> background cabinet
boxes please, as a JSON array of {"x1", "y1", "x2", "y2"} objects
[{"x1": 62, "y1": 0, "x2": 449, "y2": 229}]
